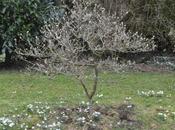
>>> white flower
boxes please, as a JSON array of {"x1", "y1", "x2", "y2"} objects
[
  {"x1": 97, "y1": 94, "x2": 103, "y2": 98},
  {"x1": 156, "y1": 91, "x2": 164, "y2": 96},
  {"x1": 172, "y1": 112, "x2": 175, "y2": 116},
  {"x1": 77, "y1": 117, "x2": 86, "y2": 123},
  {"x1": 138, "y1": 90, "x2": 164, "y2": 97},
  {"x1": 60, "y1": 101, "x2": 64, "y2": 104},
  {"x1": 36, "y1": 123, "x2": 41, "y2": 127},
  {"x1": 92, "y1": 111, "x2": 101, "y2": 117},
  {"x1": 27, "y1": 104, "x2": 33, "y2": 110},
  {"x1": 158, "y1": 113, "x2": 163, "y2": 116},
  {"x1": 125, "y1": 97, "x2": 132, "y2": 100},
  {"x1": 57, "y1": 122, "x2": 61, "y2": 127},
  {"x1": 81, "y1": 101, "x2": 85, "y2": 104},
  {"x1": 9, "y1": 122, "x2": 15, "y2": 127},
  {"x1": 158, "y1": 112, "x2": 167, "y2": 120},
  {"x1": 127, "y1": 105, "x2": 133, "y2": 108},
  {"x1": 86, "y1": 102, "x2": 90, "y2": 106}
]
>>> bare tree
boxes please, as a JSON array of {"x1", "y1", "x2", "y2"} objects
[{"x1": 17, "y1": 0, "x2": 155, "y2": 102}]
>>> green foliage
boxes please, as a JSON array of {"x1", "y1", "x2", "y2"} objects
[{"x1": 0, "y1": 0, "x2": 52, "y2": 54}]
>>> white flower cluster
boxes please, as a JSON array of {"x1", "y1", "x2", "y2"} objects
[
  {"x1": 156, "y1": 109, "x2": 175, "y2": 121},
  {"x1": 20, "y1": 123, "x2": 29, "y2": 130},
  {"x1": 27, "y1": 102, "x2": 50, "y2": 116},
  {"x1": 157, "y1": 112, "x2": 168, "y2": 121},
  {"x1": 97, "y1": 94, "x2": 103, "y2": 98},
  {"x1": 92, "y1": 111, "x2": 101, "y2": 122},
  {"x1": 26, "y1": 103, "x2": 62, "y2": 129},
  {"x1": 137, "y1": 90, "x2": 164, "y2": 97},
  {"x1": 76, "y1": 117, "x2": 86, "y2": 126},
  {"x1": 2, "y1": 102, "x2": 62, "y2": 130},
  {"x1": 125, "y1": 97, "x2": 132, "y2": 101},
  {"x1": 35, "y1": 122, "x2": 61, "y2": 129},
  {"x1": 92, "y1": 111, "x2": 101, "y2": 118},
  {"x1": 171, "y1": 112, "x2": 175, "y2": 116},
  {"x1": 0, "y1": 117, "x2": 15, "y2": 128},
  {"x1": 80, "y1": 101, "x2": 90, "y2": 106},
  {"x1": 60, "y1": 111, "x2": 69, "y2": 123}
]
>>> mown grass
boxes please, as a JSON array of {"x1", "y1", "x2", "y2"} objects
[{"x1": 0, "y1": 71, "x2": 175, "y2": 129}]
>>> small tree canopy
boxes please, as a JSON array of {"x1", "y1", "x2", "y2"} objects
[{"x1": 17, "y1": 0, "x2": 155, "y2": 101}]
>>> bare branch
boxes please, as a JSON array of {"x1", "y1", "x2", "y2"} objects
[{"x1": 16, "y1": 0, "x2": 155, "y2": 102}]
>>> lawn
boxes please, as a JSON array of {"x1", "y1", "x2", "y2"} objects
[{"x1": 0, "y1": 71, "x2": 175, "y2": 129}]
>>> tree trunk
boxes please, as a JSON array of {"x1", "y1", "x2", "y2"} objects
[{"x1": 79, "y1": 66, "x2": 98, "y2": 103}]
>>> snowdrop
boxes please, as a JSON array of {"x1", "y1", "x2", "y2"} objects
[
  {"x1": 172, "y1": 112, "x2": 175, "y2": 115},
  {"x1": 76, "y1": 116, "x2": 86, "y2": 125},
  {"x1": 92, "y1": 111, "x2": 101, "y2": 117},
  {"x1": 95, "y1": 101, "x2": 99, "y2": 104},
  {"x1": 97, "y1": 94, "x2": 103, "y2": 98},
  {"x1": 157, "y1": 112, "x2": 167, "y2": 121},
  {"x1": 81, "y1": 101, "x2": 85, "y2": 105},
  {"x1": 27, "y1": 104, "x2": 33, "y2": 110},
  {"x1": 157, "y1": 91, "x2": 164, "y2": 96},
  {"x1": 125, "y1": 97, "x2": 132, "y2": 100},
  {"x1": 92, "y1": 111, "x2": 101, "y2": 121},
  {"x1": 0, "y1": 117, "x2": 15, "y2": 128},
  {"x1": 138, "y1": 90, "x2": 164, "y2": 97}
]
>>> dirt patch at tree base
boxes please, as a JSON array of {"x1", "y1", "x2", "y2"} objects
[{"x1": 46, "y1": 104, "x2": 142, "y2": 130}]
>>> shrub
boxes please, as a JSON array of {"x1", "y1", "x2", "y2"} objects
[
  {"x1": 0, "y1": 0, "x2": 53, "y2": 63},
  {"x1": 99, "y1": 0, "x2": 175, "y2": 52}
]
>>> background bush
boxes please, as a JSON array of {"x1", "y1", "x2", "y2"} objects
[
  {"x1": 99, "y1": 0, "x2": 175, "y2": 53},
  {"x1": 0, "y1": 0, "x2": 53, "y2": 63}
]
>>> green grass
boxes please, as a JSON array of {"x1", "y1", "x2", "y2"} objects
[{"x1": 0, "y1": 71, "x2": 175, "y2": 129}]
